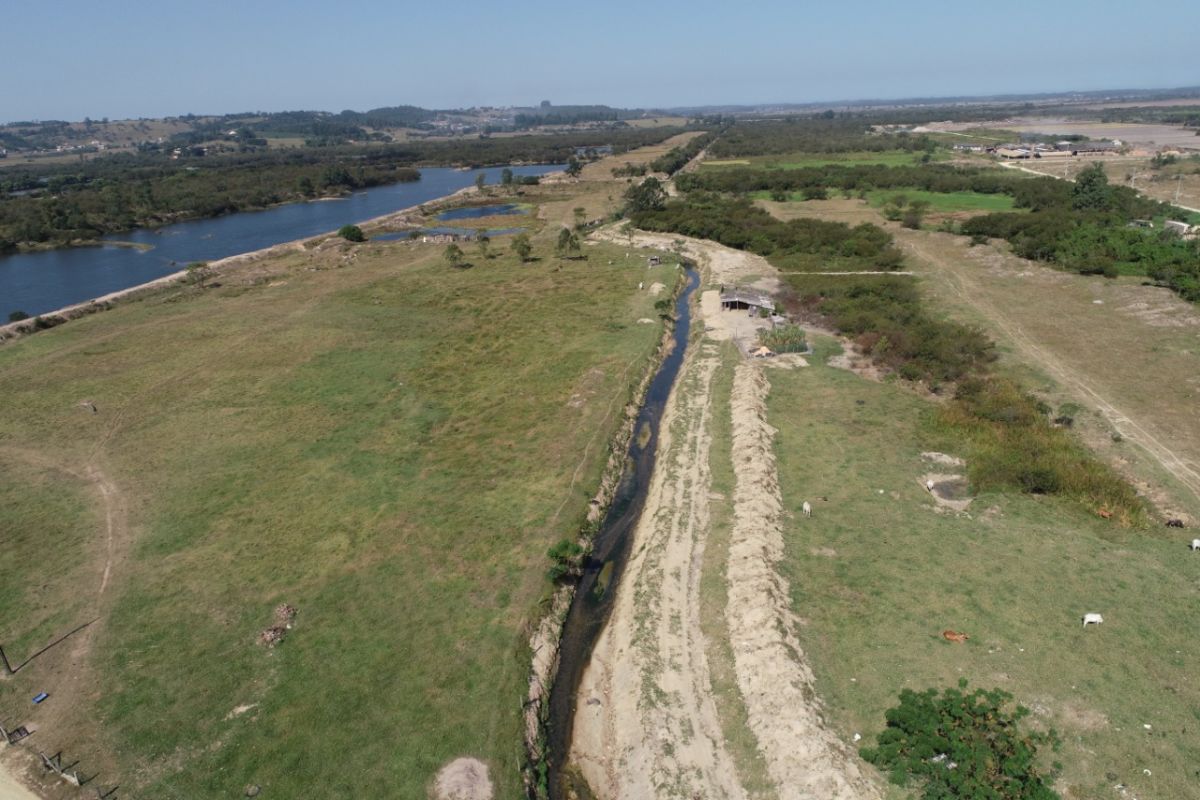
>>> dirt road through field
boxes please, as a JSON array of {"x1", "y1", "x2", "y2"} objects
[{"x1": 898, "y1": 231, "x2": 1200, "y2": 505}]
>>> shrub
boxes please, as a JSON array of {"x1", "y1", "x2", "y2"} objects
[
  {"x1": 546, "y1": 538, "x2": 584, "y2": 582},
  {"x1": 860, "y1": 680, "x2": 1061, "y2": 800},
  {"x1": 7, "y1": 310, "x2": 29, "y2": 322},
  {"x1": 759, "y1": 324, "x2": 807, "y2": 353},
  {"x1": 337, "y1": 224, "x2": 365, "y2": 242}
]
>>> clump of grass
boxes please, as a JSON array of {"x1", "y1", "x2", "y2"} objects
[{"x1": 934, "y1": 377, "x2": 1146, "y2": 525}]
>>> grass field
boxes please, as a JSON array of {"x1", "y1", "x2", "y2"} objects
[
  {"x1": 864, "y1": 188, "x2": 1017, "y2": 213},
  {"x1": 0, "y1": 217, "x2": 677, "y2": 797},
  {"x1": 701, "y1": 150, "x2": 950, "y2": 171},
  {"x1": 749, "y1": 189, "x2": 1017, "y2": 215},
  {"x1": 769, "y1": 334, "x2": 1200, "y2": 799}
]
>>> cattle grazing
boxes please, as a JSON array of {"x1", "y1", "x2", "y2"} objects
[
  {"x1": 1190, "y1": 539, "x2": 1200, "y2": 551},
  {"x1": 1097, "y1": 508, "x2": 1112, "y2": 519},
  {"x1": 638, "y1": 281, "x2": 644, "y2": 291},
  {"x1": 802, "y1": 501, "x2": 812, "y2": 518},
  {"x1": 925, "y1": 479, "x2": 935, "y2": 492},
  {"x1": 942, "y1": 630, "x2": 969, "y2": 643},
  {"x1": 1166, "y1": 518, "x2": 1185, "y2": 528},
  {"x1": 1082, "y1": 613, "x2": 1104, "y2": 627}
]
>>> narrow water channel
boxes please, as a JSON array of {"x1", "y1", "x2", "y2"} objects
[{"x1": 545, "y1": 266, "x2": 699, "y2": 798}]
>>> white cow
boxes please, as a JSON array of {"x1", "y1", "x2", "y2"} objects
[
  {"x1": 638, "y1": 281, "x2": 644, "y2": 290},
  {"x1": 802, "y1": 501, "x2": 812, "y2": 518},
  {"x1": 1191, "y1": 539, "x2": 1200, "y2": 551},
  {"x1": 1082, "y1": 613, "x2": 1104, "y2": 627},
  {"x1": 925, "y1": 479, "x2": 935, "y2": 492}
]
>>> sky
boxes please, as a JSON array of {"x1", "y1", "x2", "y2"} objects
[{"x1": 4, "y1": 0, "x2": 1198, "y2": 122}]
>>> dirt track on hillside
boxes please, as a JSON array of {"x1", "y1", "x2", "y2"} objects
[{"x1": 572, "y1": 228, "x2": 882, "y2": 799}]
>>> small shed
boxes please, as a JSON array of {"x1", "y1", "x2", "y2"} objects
[{"x1": 720, "y1": 286, "x2": 775, "y2": 314}]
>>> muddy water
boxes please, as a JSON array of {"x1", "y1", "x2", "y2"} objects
[{"x1": 545, "y1": 267, "x2": 699, "y2": 798}]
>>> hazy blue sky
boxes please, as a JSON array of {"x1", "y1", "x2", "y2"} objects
[{"x1": 5, "y1": 0, "x2": 1198, "y2": 121}]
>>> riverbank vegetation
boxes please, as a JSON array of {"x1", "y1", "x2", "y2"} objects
[{"x1": 0, "y1": 128, "x2": 690, "y2": 249}]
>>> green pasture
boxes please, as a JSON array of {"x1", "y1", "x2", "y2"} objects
[
  {"x1": 0, "y1": 235, "x2": 675, "y2": 797},
  {"x1": 768, "y1": 335, "x2": 1200, "y2": 799}
]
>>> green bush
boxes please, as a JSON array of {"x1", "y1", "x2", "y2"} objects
[
  {"x1": 860, "y1": 680, "x2": 1061, "y2": 800},
  {"x1": 338, "y1": 224, "x2": 365, "y2": 242},
  {"x1": 758, "y1": 324, "x2": 807, "y2": 353},
  {"x1": 546, "y1": 538, "x2": 584, "y2": 582}
]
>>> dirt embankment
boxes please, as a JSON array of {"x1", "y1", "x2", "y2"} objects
[{"x1": 571, "y1": 228, "x2": 882, "y2": 799}]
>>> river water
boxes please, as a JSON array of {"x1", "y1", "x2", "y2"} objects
[
  {"x1": 545, "y1": 267, "x2": 699, "y2": 798},
  {"x1": 0, "y1": 164, "x2": 560, "y2": 317}
]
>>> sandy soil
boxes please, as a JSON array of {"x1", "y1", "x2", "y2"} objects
[
  {"x1": 572, "y1": 228, "x2": 882, "y2": 799},
  {"x1": 0, "y1": 754, "x2": 40, "y2": 800},
  {"x1": 572, "y1": 338, "x2": 743, "y2": 798},
  {"x1": 433, "y1": 757, "x2": 493, "y2": 800}
]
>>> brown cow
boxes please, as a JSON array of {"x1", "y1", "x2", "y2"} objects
[{"x1": 942, "y1": 630, "x2": 969, "y2": 643}]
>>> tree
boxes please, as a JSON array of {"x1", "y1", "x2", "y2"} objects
[
  {"x1": 1072, "y1": 163, "x2": 1112, "y2": 211},
  {"x1": 565, "y1": 156, "x2": 583, "y2": 178},
  {"x1": 623, "y1": 177, "x2": 667, "y2": 214},
  {"x1": 444, "y1": 243, "x2": 465, "y2": 267},
  {"x1": 573, "y1": 206, "x2": 587, "y2": 229},
  {"x1": 477, "y1": 234, "x2": 491, "y2": 260},
  {"x1": 500, "y1": 167, "x2": 514, "y2": 187},
  {"x1": 511, "y1": 233, "x2": 533, "y2": 262},
  {"x1": 297, "y1": 176, "x2": 315, "y2": 197},
  {"x1": 475, "y1": 172, "x2": 486, "y2": 192},
  {"x1": 337, "y1": 224, "x2": 365, "y2": 242},
  {"x1": 8, "y1": 310, "x2": 30, "y2": 322},
  {"x1": 556, "y1": 228, "x2": 582, "y2": 259}
]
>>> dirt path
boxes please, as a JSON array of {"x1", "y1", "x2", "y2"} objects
[
  {"x1": 572, "y1": 227, "x2": 883, "y2": 799},
  {"x1": 898, "y1": 233, "x2": 1200, "y2": 504}
]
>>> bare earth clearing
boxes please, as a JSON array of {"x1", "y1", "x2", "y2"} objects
[{"x1": 572, "y1": 227, "x2": 882, "y2": 799}]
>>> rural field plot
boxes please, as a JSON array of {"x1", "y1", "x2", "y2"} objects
[
  {"x1": 701, "y1": 151, "x2": 949, "y2": 171},
  {"x1": 769, "y1": 335, "x2": 1200, "y2": 800},
  {"x1": 0, "y1": 228, "x2": 676, "y2": 798}
]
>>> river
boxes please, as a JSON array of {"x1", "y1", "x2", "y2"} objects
[
  {"x1": 545, "y1": 266, "x2": 699, "y2": 798},
  {"x1": 0, "y1": 164, "x2": 560, "y2": 317}
]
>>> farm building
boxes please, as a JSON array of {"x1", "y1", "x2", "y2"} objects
[
  {"x1": 1056, "y1": 140, "x2": 1121, "y2": 155},
  {"x1": 720, "y1": 286, "x2": 775, "y2": 314}
]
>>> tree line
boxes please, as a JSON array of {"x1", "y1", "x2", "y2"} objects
[{"x1": 678, "y1": 162, "x2": 1199, "y2": 302}]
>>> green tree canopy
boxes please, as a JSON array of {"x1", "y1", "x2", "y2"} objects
[
  {"x1": 511, "y1": 232, "x2": 533, "y2": 262},
  {"x1": 623, "y1": 177, "x2": 667, "y2": 214},
  {"x1": 1071, "y1": 163, "x2": 1113, "y2": 212}
]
